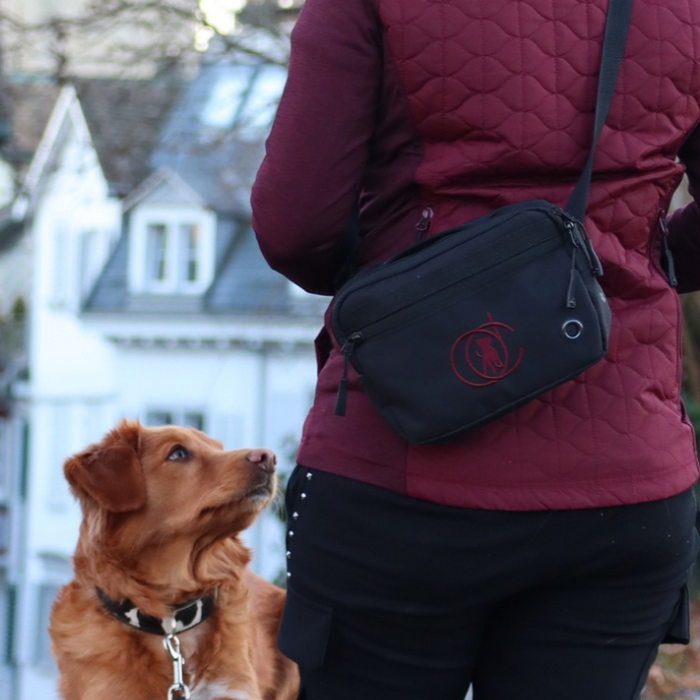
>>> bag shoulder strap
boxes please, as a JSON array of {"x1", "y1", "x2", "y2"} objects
[{"x1": 565, "y1": 0, "x2": 633, "y2": 220}]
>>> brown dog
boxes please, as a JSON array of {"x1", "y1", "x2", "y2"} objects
[{"x1": 49, "y1": 419, "x2": 299, "y2": 700}]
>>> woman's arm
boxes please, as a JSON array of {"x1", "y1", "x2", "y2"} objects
[
  {"x1": 666, "y1": 124, "x2": 700, "y2": 294},
  {"x1": 251, "y1": 0, "x2": 382, "y2": 295}
]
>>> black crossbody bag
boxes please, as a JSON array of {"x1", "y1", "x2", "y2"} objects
[{"x1": 329, "y1": 0, "x2": 631, "y2": 445}]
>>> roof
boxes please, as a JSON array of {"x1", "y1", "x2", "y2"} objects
[
  {"x1": 122, "y1": 167, "x2": 209, "y2": 212},
  {"x1": 0, "y1": 81, "x2": 60, "y2": 168},
  {"x1": 75, "y1": 77, "x2": 184, "y2": 197},
  {"x1": 72, "y1": 60, "x2": 284, "y2": 211},
  {"x1": 151, "y1": 60, "x2": 286, "y2": 214},
  {"x1": 78, "y1": 61, "x2": 324, "y2": 319},
  {"x1": 84, "y1": 218, "x2": 305, "y2": 316},
  {"x1": 205, "y1": 220, "x2": 293, "y2": 313},
  {"x1": 0, "y1": 63, "x2": 321, "y2": 319}
]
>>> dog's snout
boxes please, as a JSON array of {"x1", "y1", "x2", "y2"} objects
[{"x1": 246, "y1": 449, "x2": 277, "y2": 473}]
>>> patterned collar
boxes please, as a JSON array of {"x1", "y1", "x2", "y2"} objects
[{"x1": 95, "y1": 587, "x2": 216, "y2": 636}]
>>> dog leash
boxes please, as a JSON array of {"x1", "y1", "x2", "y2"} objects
[{"x1": 163, "y1": 619, "x2": 191, "y2": 700}]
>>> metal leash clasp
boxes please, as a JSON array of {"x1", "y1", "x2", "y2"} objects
[{"x1": 163, "y1": 620, "x2": 191, "y2": 700}]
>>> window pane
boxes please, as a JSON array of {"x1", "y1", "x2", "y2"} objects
[
  {"x1": 79, "y1": 229, "x2": 99, "y2": 300},
  {"x1": 183, "y1": 413, "x2": 205, "y2": 431},
  {"x1": 238, "y1": 66, "x2": 287, "y2": 140},
  {"x1": 50, "y1": 224, "x2": 71, "y2": 304},
  {"x1": 146, "y1": 224, "x2": 168, "y2": 282},
  {"x1": 0, "y1": 508, "x2": 7, "y2": 555},
  {"x1": 35, "y1": 585, "x2": 60, "y2": 667},
  {"x1": 145, "y1": 411, "x2": 174, "y2": 426},
  {"x1": 200, "y1": 67, "x2": 252, "y2": 128},
  {"x1": 179, "y1": 224, "x2": 200, "y2": 283},
  {"x1": 0, "y1": 580, "x2": 12, "y2": 667},
  {"x1": 145, "y1": 411, "x2": 204, "y2": 429},
  {"x1": 0, "y1": 424, "x2": 8, "y2": 498}
]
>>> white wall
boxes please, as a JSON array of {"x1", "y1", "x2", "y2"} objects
[
  {"x1": 6, "y1": 100, "x2": 123, "y2": 700},
  {"x1": 0, "y1": 221, "x2": 33, "y2": 321}
]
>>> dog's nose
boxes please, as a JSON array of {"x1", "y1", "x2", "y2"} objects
[{"x1": 245, "y1": 449, "x2": 277, "y2": 473}]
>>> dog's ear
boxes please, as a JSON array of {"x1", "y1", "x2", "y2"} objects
[{"x1": 64, "y1": 420, "x2": 146, "y2": 513}]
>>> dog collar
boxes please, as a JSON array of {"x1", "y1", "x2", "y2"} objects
[{"x1": 95, "y1": 587, "x2": 215, "y2": 636}]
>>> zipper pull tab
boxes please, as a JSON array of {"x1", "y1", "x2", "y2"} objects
[
  {"x1": 564, "y1": 215, "x2": 603, "y2": 277},
  {"x1": 564, "y1": 220, "x2": 578, "y2": 308},
  {"x1": 334, "y1": 333, "x2": 363, "y2": 416},
  {"x1": 566, "y1": 244, "x2": 577, "y2": 309},
  {"x1": 415, "y1": 207, "x2": 434, "y2": 240},
  {"x1": 565, "y1": 219, "x2": 581, "y2": 248},
  {"x1": 583, "y1": 238, "x2": 604, "y2": 277},
  {"x1": 659, "y1": 217, "x2": 678, "y2": 288}
]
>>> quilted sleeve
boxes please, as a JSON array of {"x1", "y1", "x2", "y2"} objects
[
  {"x1": 251, "y1": 0, "x2": 382, "y2": 295},
  {"x1": 666, "y1": 124, "x2": 700, "y2": 294}
]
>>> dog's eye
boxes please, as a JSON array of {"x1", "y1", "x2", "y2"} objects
[{"x1": 166, "y1": 446, "x2": 190, "y2": 462}]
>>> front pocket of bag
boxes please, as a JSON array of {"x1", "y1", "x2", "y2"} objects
[
  {"x1": 344, "y1": 246, "x2": 608, "y2": 443},
  {"x1": 278, "y1": 586, "x2": 333, "y2": 671},
  {"x1": 334, "y1": 218, "x2": 562, "y2": 336}
]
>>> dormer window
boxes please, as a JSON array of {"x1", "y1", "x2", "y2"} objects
[
  {"x1": 145, "y1": 221, "x2": 203, "y2": 288},
  {"x1": 147, "y1": 223, "x2": 168, "y2": 282},
  {"x1": 128, "y1": 206, "x2": 215, "y2": 295}
]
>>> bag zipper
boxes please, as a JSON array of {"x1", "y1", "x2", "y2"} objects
[
  {"x1": 333, "y1": 208, "x2": 605, "y2": 416},
  {"x1": 332, "y1": 223, "x2": 556, "y2": 414},
  {"x1": 339, "y1": 215, "x2": 560, "y2": 333},
  {"x1": 333, "y1": 215, "x2": 560, "y2": 415},
  {"x1": 557, "y1": 209, "x2": 604, "y2": 276}
]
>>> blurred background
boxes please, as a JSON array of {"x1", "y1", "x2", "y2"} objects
[
  {"x1": 0, "y1": 1, "x2": 699, "y2": 698},
  {"x1": 0, "y1": 1, "x2": 323, "y2": 697}
]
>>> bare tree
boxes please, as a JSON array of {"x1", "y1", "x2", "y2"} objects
[{"x1": 0, "y1": 0, "x2": 301, "y2": 82}]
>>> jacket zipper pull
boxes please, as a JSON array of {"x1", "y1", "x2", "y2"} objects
[
  {"x1": 334, "y1": 333, "x2": 363, "y2": 417},
  {"x1": 415, "y1": 207, "x2": 434, "y2": 240},
  {"x1": 659, "y1": 217, "x2": 678, "y2": 288}
]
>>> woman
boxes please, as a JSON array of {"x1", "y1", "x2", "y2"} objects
[{"x1": 251, "y1": 0, "x2": 700, "y2": 698}]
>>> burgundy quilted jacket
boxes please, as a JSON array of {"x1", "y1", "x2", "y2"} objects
[{"x1": 252, "y1": 0, "x2": 700, "y2": 510}]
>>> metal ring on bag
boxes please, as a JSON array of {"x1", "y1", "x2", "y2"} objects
[{"x1": 562, "y1": 319, "x2": 584, "y2": 340}]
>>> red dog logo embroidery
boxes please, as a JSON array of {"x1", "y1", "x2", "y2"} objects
[{"x1": 450, "y1": 314, "x2": 524, "y2": 387}]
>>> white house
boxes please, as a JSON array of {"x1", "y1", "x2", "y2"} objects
[{"x1": 0, "y1": 60, "x2": 324, "y2": 700}]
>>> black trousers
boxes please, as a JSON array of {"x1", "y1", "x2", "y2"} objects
[{"x1": 278, "y1": 466, "x2": 698, "y2": 700}]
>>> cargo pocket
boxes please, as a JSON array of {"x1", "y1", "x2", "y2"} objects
[
  {"x1": 278, "y1": 586, "x2": 333, "y2": 671},
  {"x1": 661, "y1": 585, "x2": 691, "y2": 645}
]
